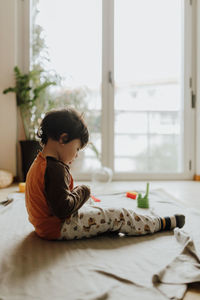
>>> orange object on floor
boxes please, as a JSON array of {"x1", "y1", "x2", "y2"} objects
[
  {"x1": 19, "y1": 182, "x2": 26, "y2": 193},
  {"x1": 126, "y1": 191, "x2": 138, "y2": 199},
  {"x1": 194, "y1": 174, "x2": 200, "y2": 181},
  {"x1": 91, "y1": 195, "x2": 101, "y2": 202}
]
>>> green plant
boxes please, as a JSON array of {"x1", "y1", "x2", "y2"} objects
[{"x1": 3, "y1": 66, "x2": 56, "y2": 140}]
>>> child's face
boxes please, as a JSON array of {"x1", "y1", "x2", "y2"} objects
[{"x1": 58, "y1": 138, "x2": 81, "y2": 165}]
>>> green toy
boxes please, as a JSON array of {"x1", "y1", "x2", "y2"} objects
[{"x1": 137, "y1": 182, "x2": 150, "y2": 208}]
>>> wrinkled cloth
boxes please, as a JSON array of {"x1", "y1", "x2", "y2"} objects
[
  {"x1": 153, "y1": 228, "x2": 200, "y2": 299},
  {"x1": 0, "y1": 188, "x2": 200, "y2": 300}
]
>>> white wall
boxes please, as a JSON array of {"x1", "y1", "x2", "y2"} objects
[{"x1": 0, "y1": 0, "x2": 17, "y2": 175}]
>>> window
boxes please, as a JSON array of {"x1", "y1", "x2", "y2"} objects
[
  {"x1": 114, "y1": 0, "x2": 184, "y2": 175},
  {"x1": 29, "y1": 0, "x2": 195, "y2": 179}
]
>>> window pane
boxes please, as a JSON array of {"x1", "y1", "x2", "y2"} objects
[
  {"x1": 115, "y1": 158, "x2": 148, "y2": 172},
  {"x1": 149, "y1": 134, "x2": 181, "y2": 172},
  {"x1": 149, "y1": 112, "x2": 181, "y2": 135},
  {"x1": 115, "y1": 112, "x2": 148, "y2": 134},
  {"x1": 115, "y1": 135, "x2": 148, "y2": 157},
  {"x1": 114, "y1": 0, "x2": 183, "y2": 173},
  {"x1": 31, "y1": 0, "x2": 102, "y2": 174}
]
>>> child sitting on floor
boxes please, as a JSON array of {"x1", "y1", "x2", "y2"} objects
[{"x1": 25, "y1": 107, "x2": 185, "y2": 240}]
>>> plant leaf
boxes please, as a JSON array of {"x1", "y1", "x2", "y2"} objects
[{"x1": 3, "y1": 87, "x2": 16, "y2": 94}]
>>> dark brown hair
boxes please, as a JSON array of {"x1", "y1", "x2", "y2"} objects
[{"x1": 37, "y1": 107, "x2": 89, "y2": 148}]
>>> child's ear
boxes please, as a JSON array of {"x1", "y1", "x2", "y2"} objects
[{"x1": 59, "y1": 133, "x2": 68, "y2": 144}]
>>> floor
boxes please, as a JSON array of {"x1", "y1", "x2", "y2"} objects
[{"x1": 1, "y1": 180, "x2": 200, "y2": 300}]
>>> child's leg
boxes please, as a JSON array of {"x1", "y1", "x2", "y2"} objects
[{"x1": 59, "y1": 206, "x2": 185, "y2": 240}]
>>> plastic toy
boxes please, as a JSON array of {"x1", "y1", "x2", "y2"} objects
[
  {"x1": 91, "y1": 195, "x2": 101, "y2": 202},
  {"x1": 126, "y1": 191, "x2": 138, "y2": 199},
  {"x1": 137, "y1": 182, "x2": 149, "y2": 208},
  {"x1": 19, "y1": 182, "x2": 26, "y2": 193}
]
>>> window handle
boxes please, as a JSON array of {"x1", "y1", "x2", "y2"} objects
[{"x1": 108, "y1": 71, "x2": 114, "y2": 86}]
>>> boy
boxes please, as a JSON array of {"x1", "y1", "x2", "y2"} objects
[{"x1": 25, "y1": 108, "x2": 185, "y2": 240}]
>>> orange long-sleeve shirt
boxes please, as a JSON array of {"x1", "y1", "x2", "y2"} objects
[{"x1": 25, "y1": 152, "x2": 90, "y2": 240}]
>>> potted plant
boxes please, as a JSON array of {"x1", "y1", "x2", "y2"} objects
[{"x1": 3, "y1": 66, "x2": 56, "y2": 180}]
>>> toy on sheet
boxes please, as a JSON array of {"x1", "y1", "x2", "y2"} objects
[
  {"x1": 137, "y1": 182, "x2": 149, "y2": 208},
  {"x1": 19, "y1": 182, "x2": 26, "y2": 193},
  {"x1": 91, "y1": 195, "x2": 101, "y2": 202},
  {"x1": 126, "y1": 191, "x2": 138, "y2": 199}
]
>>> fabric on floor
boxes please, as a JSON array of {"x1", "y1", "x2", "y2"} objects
[
  {"x1": 152, "y1": 228, "x2": 200, "y2": 299},
  {"x1": 0, "y1": 188, "x2": 200, "y2": 300}
]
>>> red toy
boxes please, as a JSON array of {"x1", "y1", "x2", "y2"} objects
[
  {"x1": 91, "y1": 195, "x2": 101, "y2": 202},
  {"x1": 126, "y1": 191, "x2": 138, "y2": 200}
]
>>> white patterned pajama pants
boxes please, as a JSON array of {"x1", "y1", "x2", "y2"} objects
[{"x1": 59, "y1": 204, "x2": 161, "y2": 240}]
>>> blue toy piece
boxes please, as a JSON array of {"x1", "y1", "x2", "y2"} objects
[{"x1": 137, "y1": 182, "x2": 150, "y2": 208}]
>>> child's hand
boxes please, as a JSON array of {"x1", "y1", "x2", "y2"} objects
[{"x1": 81, "y1": 185, "x2": 91, "y2": 200}]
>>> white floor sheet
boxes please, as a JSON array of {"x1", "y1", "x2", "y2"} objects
[{"x1": 0, "y1": 188, "x2": 200, "y2": 300}]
